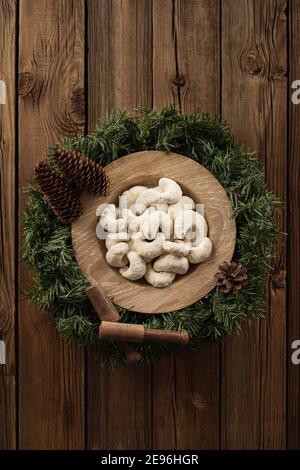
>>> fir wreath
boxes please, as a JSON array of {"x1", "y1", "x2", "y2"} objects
[{"x1": 23, "y1": 106, "x2": 280, "y2": 365}]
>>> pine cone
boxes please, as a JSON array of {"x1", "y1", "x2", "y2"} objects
[
  {"x1": 35, "y1": 161, "x2": 82, "y2": 224},
  {"x1": 53, "y1": 147, "x2": 110, "y2": 196},
  {"x1": 214, "y1": 261, "x2": 248, "y2": 294}
]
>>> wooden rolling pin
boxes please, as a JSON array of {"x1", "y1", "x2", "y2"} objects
[
  {"x1": 99, "y1": 321, "x2": 190, "y2": 345},
  {"x1": 86, "y1": 284, "x2": 142, "y2": 363}
]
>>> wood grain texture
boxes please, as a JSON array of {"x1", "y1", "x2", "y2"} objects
[
  {"x1": 18, "y1": 0, "x2": 85, "y2": 449},
  {"x1": 221, "y1": 0, "x2": 287, "y2": 449},
  {"x1": 288, "y1": 0, "x2": 300, "y2": 450},
  {"x1": 152, "y1": 0, "x2": 220, "y2": 449},
  {"x1": 72, "y1": 151, "x2": 236, "y2": 313},
  {"x1": 0, "y1": 0, "x2": 16, "y2": 450},
  {"x1": 88, "y1": 0, "x2": 153, "y2": 113},
  {"x1": 0, "y1": 0, "x2": 297, "y2": 450},
  {"x1": 87, "y1": 0, "x2": 153, "y2": 450},
  {"x1": 153, "y1": 0, "x2": 220, "y2": 114}
]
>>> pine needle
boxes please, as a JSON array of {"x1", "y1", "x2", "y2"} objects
[{"x1": 22, "y1": 106, "x2": 280, "y2": 365}]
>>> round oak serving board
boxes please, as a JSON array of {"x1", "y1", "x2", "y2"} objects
[{"x1": 71, "y1": 151, "x2": 236, "y2": 314}]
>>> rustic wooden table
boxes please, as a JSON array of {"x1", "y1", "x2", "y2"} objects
[{"x1": 0, "y1": 0, "x2": 298, "y2": 450}]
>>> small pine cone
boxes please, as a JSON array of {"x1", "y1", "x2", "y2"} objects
[
  {"x1": 214, "y1": 261, "x2": 248, "y2": 294},
  {"x1": 53, "y1": 147, "x2": 110, "y2": 196},
  {"x1": 35, "y1": 161, "x2": 82, "y2": 224}
]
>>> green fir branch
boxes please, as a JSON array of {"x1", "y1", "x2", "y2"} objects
[{"x1": 22, "y1": 106, "x2": 280, "y2": 365}]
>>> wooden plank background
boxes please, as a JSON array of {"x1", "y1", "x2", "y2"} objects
[{"x1": 0, "y1": 0, "x2": 299, "y2": 450}]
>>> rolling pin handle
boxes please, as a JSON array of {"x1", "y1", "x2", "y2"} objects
[
  {"x1": 99, "y1": 321, "x2": 190, "y2": 345},
  {"x1": 144, "y1": 328, "x2": 189, "y2": 345},
  {"x1": 86, "y1": 284, "x2": 120, "y2": 322},
  {"x1": 86, "y1": 284, "x2": 142, "y2": 364}
]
